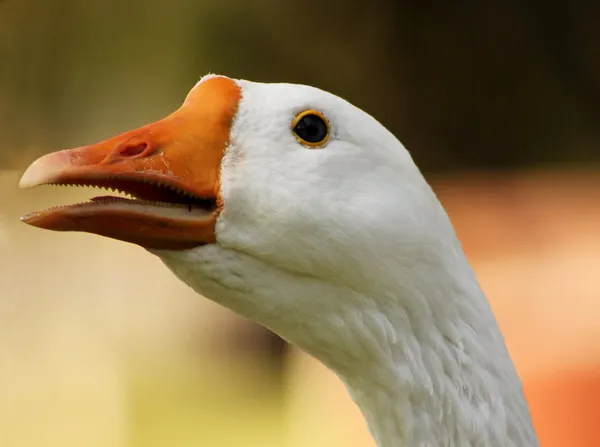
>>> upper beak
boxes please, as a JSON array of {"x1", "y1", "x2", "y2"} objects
[{"x1": 19, "y1": 76, "x2": 241, "y2": 250}]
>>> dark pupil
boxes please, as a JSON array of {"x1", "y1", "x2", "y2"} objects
[{"x1": 294, "y1": 114, "x2": 327, "y2": 143}]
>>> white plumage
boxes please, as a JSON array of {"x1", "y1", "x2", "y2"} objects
[{"x1": 20, "y1": 75, "x2": 539, "y2": 446}]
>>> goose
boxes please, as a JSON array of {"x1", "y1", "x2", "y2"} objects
[{"x1": 19, "y1": 74, "x2": 539, "y2": 447}]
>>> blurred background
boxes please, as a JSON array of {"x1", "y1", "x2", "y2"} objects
[{"x1": 1, "y1": 1, "x2": 599, "y2": 446}]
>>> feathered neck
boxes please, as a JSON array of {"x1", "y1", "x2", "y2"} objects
[
  {"x1": 158, "y1": 233, "x2": 540, "y2": 447},
  {"x1": 326, "y1": 266, "x2": 540, "y2": 447}
]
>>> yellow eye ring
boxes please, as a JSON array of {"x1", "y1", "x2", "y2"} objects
[{"x1": 292, "y1": 110, "x2": 331, "y2": 147}]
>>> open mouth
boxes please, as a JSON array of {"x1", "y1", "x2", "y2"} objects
[
  {"x1": 24, "y1": 175, "x2": 219, "y2": 219},
  {"x1": 19, "y1": 75, "x2": 241, "y2": 250},
  {"x1": 20, "y1": 168, "x2": 221, "y2": 251}
]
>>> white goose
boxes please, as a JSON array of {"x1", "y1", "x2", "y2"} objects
[{"x1": 20, "y1": 75, "x2": 539, "y2": 446}]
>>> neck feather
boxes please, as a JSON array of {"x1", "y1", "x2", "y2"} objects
[
  {"x1": 327, "y1": 270, "x2": 540, "y2": 447},
  {"x1": 158, "y1": 243, "x2": 540, "y2": 447}
]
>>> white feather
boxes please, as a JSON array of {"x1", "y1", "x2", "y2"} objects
[{"x1": 156, "y1": 76, "x2": 539, "y2": 447}]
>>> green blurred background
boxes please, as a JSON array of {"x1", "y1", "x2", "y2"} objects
[{"x1": 1, "y1": 1, "x2": 600, "y2": 446}]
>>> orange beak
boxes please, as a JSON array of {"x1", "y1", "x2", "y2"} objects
[{"x1": 19, "y1": 76, "x2": 242, "y2": 250}]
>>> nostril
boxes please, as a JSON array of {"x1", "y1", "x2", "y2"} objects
[{"x1": 116, "y1": 141, "x2": 149, "y2": 158}]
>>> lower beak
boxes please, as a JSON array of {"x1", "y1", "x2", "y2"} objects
[{"x1": 19, "y1": 76, "x2": 241, "y2": 250}]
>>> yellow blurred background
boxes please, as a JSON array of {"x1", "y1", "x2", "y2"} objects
[{"x1": 2, "y1": 1, "x2": 600, "y2": 446}]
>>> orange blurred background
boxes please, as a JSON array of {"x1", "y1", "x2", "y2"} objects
[{"x1": 2, "y1": 1, "x2": 599, "y2": 446}]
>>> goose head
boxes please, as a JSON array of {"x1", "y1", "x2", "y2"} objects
[{"x1": 20, "y1": 75, "x2": 538, "y2": 446}]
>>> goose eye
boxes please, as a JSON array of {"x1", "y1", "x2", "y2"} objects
[{"x1": 292, "y1": 110, "x2": 330, "y2": 147}]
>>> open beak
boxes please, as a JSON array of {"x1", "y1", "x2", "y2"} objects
[{"x1": 19, "y1": 76, "x2": 241, "y2": 250}]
